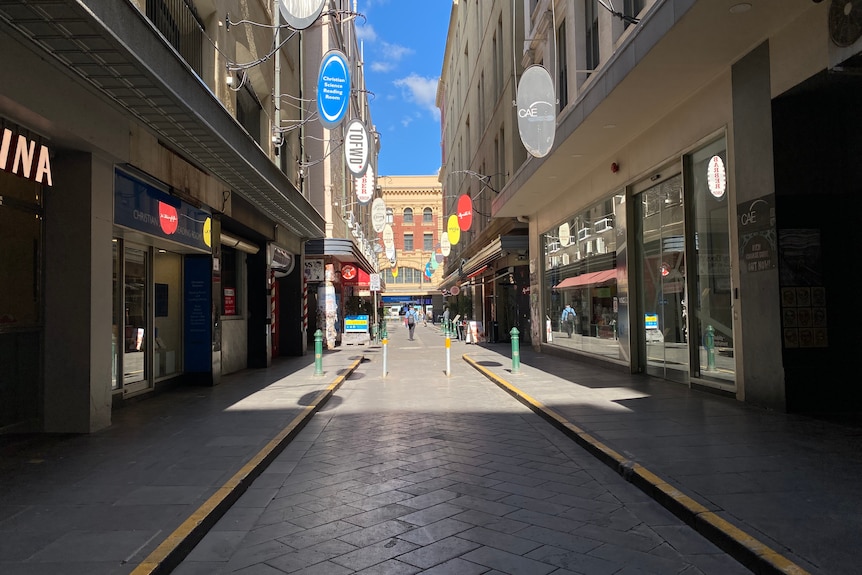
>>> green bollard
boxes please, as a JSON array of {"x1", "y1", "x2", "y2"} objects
[
  {"x1": 510, "y1": 327, "x2": 520, "y2": 374},
  {"x1": 705, "y1": 324, "x2": 715, "y2": 371},
  {"x1": 314, "y1": 329, "x2": 324, "y2": 376}
]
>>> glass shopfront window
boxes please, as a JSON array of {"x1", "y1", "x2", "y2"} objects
[
  {"x1": 542, "y1": 194, "x2": 625, "y2": 360},
  {"x1": 0, "y1": 171, "x2": 43, "y2": 429},
  {"x1": 688, "y1": 137, "x2": 734, "y2": 387}
]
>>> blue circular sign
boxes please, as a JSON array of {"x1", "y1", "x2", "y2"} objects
[{"x1": 317, "y1": 50, "x2": 350, "y2": 129}]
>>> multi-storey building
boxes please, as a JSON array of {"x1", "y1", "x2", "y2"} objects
[
  {"x1": 0, "y1": 0, "x2": 373, "y2": 434},
  {"x1": 376, "y1": 175, "x2": 444, "y2": 320},
  {"x1": 445, "y1": 0, "x2": 861, "y2": 413},
  {"x1": 301, "y1": 0, "x2": 380, "y2": 350},
  {"x1": 437, "y1": 0, "x2": 531, "y2": 345}
]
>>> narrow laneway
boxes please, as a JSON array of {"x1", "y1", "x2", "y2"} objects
[{"x1": 175, "y1": 322, "x2": 746, "y2": 574}]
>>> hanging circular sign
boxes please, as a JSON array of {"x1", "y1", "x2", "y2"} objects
[
  {"x1": 278, "y1": 0, "x2": 326, "y2": 30},
  {"x1": 430, "y1": 256, "x2": 439, "y2": 270},
  {"x1": 435, "y1": 251, "x2": 444, "y2": 263},
  {"x1": 371, "y1": 197, "x2": 387, "y2": 232},
  {"x1": 516, "y1": 65, "x2": 556, "y2": 158},
  {"x1": 450, "y1": 285, "x2": 460, "y2": 296},
  {"x1": 707, "y1": 155, "x2": 727, "y2": 199},
  {"x1": 317, "y1": 50, "x2": 350, "y2": 129},
  {"x1": 382, "y1": 223, "x2": 394, "y2": 249},
  {"x1": 447, "y1": 215, "x2": 461, "y2": 245},
  {"x1": 559, "y1": 222, "x2": 571, "y2": 247},
  {"x1": 385, "y1": 245, "x2": 395, "y2": 260},
  {"x1": 355, "y1": 163, "x2": 375, "y2": 204},
  {"x1": 457, "y1": 194, "x2": 473, "y2": 231},
  {"x1": 344, "y1": 119, "x2": 370, "y2": 178},
  {"x1": 425, "y1": 262, "x2": 432, "y2": 278},
  {"x1": 391, "y1": 267, "x2": 398, "y2": 278},
  {"x1": 440, "y1": 231, "x2": 451, "y2": 256},
  {"x1": 341, "y1": 264, "x2": 357, "y2": 280}
]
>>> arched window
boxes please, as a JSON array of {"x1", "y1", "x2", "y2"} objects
[
  {"x1": 403, "y1": 207, "x2": 413, "y2": 223},
  {"x1": 423, "y1": 207, "x2": 433, "y2": 223}
]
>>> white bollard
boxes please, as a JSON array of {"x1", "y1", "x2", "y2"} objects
[
  {"x1": 445, "y1": 336, "x2": 451, "y2": 376},
  {"x1": 382, "y1": 338, "x2": 388, "y2": 377}
]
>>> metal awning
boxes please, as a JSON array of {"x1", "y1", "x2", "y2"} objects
[
  {"x1": 0, "y1": 0, "x2": 325, "y2": 239},
  {"x1": 305, "y1": 238, "x2": 376, "y2": 275}
]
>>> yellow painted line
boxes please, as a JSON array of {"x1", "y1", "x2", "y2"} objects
[
  {"x1": 130, "y1": 356, "x2": 363, "y2": 575},
  {"x1": 462, "y1": 353, "x2": 810, "y2": 575}
]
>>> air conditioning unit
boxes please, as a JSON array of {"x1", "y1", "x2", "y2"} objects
[
  {"x1": 577, "y1": 227, "x2": 591, "y2": 241},
  {"x1": 594, "y1": 216, "x2": 614, "y2": 233}
]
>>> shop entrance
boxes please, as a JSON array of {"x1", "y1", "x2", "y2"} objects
[{"x1": 635, "y1": 173, "x2": 689, "y2": 383}]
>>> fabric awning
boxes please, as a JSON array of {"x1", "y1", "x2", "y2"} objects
[
  {"x1": 467, "y1": 265, "x2": 488, "y2": 279},
  {"x1": 554, "y1": 269, "x2": 616, "y2": 289}
]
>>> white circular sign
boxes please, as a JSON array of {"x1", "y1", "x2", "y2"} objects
[
  {"x1": 440, "y1": 231, "x2": 451, "y2": 256},
  {"x1": 355, "y1": 163, "x2": 375, "y2": 205},
  {"x1": 344, "y1": 119, "x2": 370, "y2": 178},
  {"x1": 707, "y1": 155, "x2": 726, "y2": 199},
  {"x1": 559, "y1": 222, "x2": 571, "y2": 247},
  {"x1": 371, "y1": 197, "x2": 387, "y2": 233},
  {"x1": 516, "y1": 65, "x2": 556, "y2": 158},
  {"x1": 382, "y1": 223, "x2": 394, "y2": 250},
  {"x1": 278, "y1": 0, "x2": 326, "y2": 30}
]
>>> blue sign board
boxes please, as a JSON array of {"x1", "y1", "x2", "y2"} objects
[
  {"x1": 184, "y1": 256, "x2": 212, "y2": 373},
  {"x1": 114, "y1": 169, "x2": 211, "y2": 252},
  {"x1": 344, "y1": 315, "x2": 369, "y2": 333},
  {"x1": 317, "y1": 50, "x2": 350, "y2": 128}
]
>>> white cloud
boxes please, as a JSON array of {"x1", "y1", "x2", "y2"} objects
[
  {"x1": 400, "y1": 116, "x2": 413, "y2": 128},
  {"x1": 371, "y1": 61, "x2": 395, "y2": 73},
  {"x1": 393, "y1": 74, "x2": 440, "y2": 120},
  {"x1": 356, "y1": 23, "x2": 377, "y2": 42}
]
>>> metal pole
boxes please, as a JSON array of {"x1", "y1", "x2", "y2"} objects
[
  {"x1": 314, "y1": 329, "x2": 324, "y2": 375},
  {"x1": 382, "y1": 338, "x2": 388, "y2": 377},
  {"x1": 445, "y1": 336, "x2": 451, "y2": 376},
  {"x1": 510, "y1": 327, "x2": 520, "y2": 374}
]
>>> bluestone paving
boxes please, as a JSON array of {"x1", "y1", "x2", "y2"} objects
[{"x1": 1, "y1": 319, "x2": 859, "y2": 574}]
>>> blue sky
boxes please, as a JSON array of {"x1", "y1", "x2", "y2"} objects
[{"x1": 356, "y1": 1, "x2": 451, "y2": 177}]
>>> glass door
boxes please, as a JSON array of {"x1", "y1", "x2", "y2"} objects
[
  {"x1": 636, "y1": 173, "x2": 689, "y2": 383},
  {"x1": 123, "y1": 245, "x2": 150, "y2": 393}
]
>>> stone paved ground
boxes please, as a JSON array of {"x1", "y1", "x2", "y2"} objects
[{"x1": 175, "y1": 324, "x2": 748, "y2": 574}]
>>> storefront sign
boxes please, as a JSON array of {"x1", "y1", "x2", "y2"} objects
[
  {"x1": 183, "y1": 256, "x2": 212, "y2": 373},
  {"x1": 344, "y1": 119, "x2": 370, "y2": 177},
  {"x1": 355, "y1": 163, "x2": 375, "y2": 204},
  {"x1": 344, "y1": 315, "x2": 369, "y2": 332},
  {"x1": 114, "y1": 169, "x2": 211, "y2": 252},
  {"x1": 317, "y1": 50, "x2": 350, "y2": 129},
  {"x1": 371, "y1": 197, "x2": 387, "y2": 232},
  {"x1": 341, "y1": 264, "x2": 357, "y2": 280},
  {"x1": 457, "y1": 194, "x2": 473, "y2": 231},
  {"x1": 707, "y1": 155, "x2": 727, "y2": 199},
  {"x1": 278, "y1": 0, "x2": 325, "y2": 30},
  {"x1": 447, "y1": 215, "x2": 460, "y2": 245},
  {"x1": 738, "y1": 195, "x2": 776, "y2": 273},
  {"x1": 440, "y1": 231, "x2": 451, "y2": 256},
  {"x1": 1, "y1": 127, "x2": 53, "y2": 186},
  {"x1": 516, "y1": 65, "x2": 556, "y2": 158}
]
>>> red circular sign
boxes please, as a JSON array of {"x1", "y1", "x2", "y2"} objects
[
  {"x1": 159, "y1": 202, "x2": 178, "y2": 235},
  {"x1": 341, "y1": 264, "x2": 357, "y2": 280},
  {"x1": 457, "y1": 194, "x2": 473, "y2": 231}
]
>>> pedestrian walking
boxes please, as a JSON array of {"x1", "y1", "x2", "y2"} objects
[
  {"x1": 561, "y1": 303, "x2": 576, "y2": 337},
  {"x1": 404, "y1": 304, "x2": 418, "y2": 340}
]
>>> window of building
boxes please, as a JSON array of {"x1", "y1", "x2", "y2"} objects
[
  {"x1": 221, "y1": 246, "x2": 241, "y2": 316},
  {"x1": 403, "y1": 207, "x2": 413, "y2": 223},
  {"x1": 424, "y1": 233, "x2": 433, "y2": 251},
  {"x1": 624, "y1": 0, "x2": 645, "y2": 29},
  {"x1": 541, "y1": 193, "x2": 623, "y2": 360},
  {"x1": 557, "y1": 21, "x2": 568, "y2": 110},
  {"x1": 585, "y1": 0, "x2": 600, "y2": 73},
  {"x1": 385, "y1": 208, "x2": 394, "y2": 224},
  {"x1": 404, "y1": 233, "x2": 414, "y2": 251},
  {"x1": 423, "y1": 207, "x2": 433, "y2": 223}
]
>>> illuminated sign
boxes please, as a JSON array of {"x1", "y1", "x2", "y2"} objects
[{"x1": 1, "y1": 127, "x2": 53, "y2": 186}]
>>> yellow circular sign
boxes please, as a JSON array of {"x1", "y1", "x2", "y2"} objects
[
  {"x1": 203, "y1": 217, "x2": 212, "y2": 248},
  {"x1": 447, "y1": 215, "x2": 461, "y2": 245}
]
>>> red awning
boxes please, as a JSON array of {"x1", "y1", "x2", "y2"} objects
[
  {"x1": 342, "y1": 268, "x2": 371, "y2": 287},
  {"x1": 466, "y1": 265, "x2": 488, "y2": 279},
  {"x1": 553, "y1": 269, "x2": 616, "y2": 289}
]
